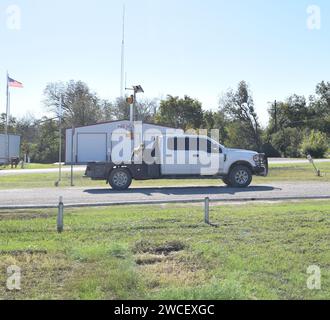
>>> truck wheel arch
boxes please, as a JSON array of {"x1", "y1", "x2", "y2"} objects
[{"x1": 228, "y1": 161, "x2": 253, "y2": 174}]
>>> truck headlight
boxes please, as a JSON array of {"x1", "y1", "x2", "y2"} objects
[{"x1": 253, "y1": 155, "x2": 261, "y2": 162}]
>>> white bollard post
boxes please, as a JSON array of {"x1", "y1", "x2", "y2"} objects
[
  {"x1": 204, "y1": 197, "x2": 210, "y2": 225},
  {"x1": 307, "y1": 154, "x2": 322, "y2": 177},
  {"x1": 57, "y1": 196, "x2": 64, "y2": 233}
]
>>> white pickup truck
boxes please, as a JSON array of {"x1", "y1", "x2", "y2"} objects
[{"x1": 85, "y1": 134, "x2": 268, "y2": 190}]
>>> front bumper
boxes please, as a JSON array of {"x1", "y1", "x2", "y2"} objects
[{"x1": 253, "y1": 154, "x2": 269, "y2": 177}]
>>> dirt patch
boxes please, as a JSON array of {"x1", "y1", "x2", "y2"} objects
[
  {"x1": 135, "y1": 254, "x2": 165, "y2": 266},
  {"x1": 133, "y1": 240, "x2": 186, "y2": 256},
  {"x1": 0, "y1": 253, "x2": 74, "y2": 300},
  {"x1": 0, "y1": 249, "x2": 48, "y2": 256},
  {"x1": 153, "y1": 243, "x2": 185, "y2": 255},
  {"x1": 140, "y1": 259, "x2": 207, "y2": 288}
]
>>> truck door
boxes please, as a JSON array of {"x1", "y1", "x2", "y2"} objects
[
  {"x1": 190, "y1": 137, "x2": 224, "y2": 176},
  {"x1": 161, "y1": 136, "x2": 191, "y2": 175}
]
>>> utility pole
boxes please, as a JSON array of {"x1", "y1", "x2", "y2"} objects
[
  {"x1": 71, "y1": 125, "x2": 75, "y2": 187},
  {"x1": 129, "y1": 95, "x2": 134, "y2": 123},
  {"x1": 125, "y1": 86, "x2": 144, "y2": 162},
  {"x1": 133, "y1": 90, "x2": 137, "y2": 122},
  {"x1": 274, "y1": 100, "x2": 278, "y2": 132},
  {"x1": 126, "y1": 85, "x2": 144, "y2": 123}
]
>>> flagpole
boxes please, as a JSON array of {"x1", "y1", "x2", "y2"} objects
[
  {"x1": 5, "y1": 71, "x2": 10, "y2": 164},
  {"x1": 120, "y1": 4, "x2": 126, "y2": 98},
  {"x1": 58, "y1": 96, "x2": 62, "y2": 182}
]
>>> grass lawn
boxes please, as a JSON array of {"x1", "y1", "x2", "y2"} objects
[
  {"x1": 0, "y1": 163, "x2": 59, "y2": 170},
  {"x1": 0, "y1": 201, "x2": 329, "y2": 300},
  {"x1": 0, "y1": 162, "x2": 330, "y2": 190}
]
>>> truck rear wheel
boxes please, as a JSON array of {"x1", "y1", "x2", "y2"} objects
[
  {"x1": 109, "y1": 168, "x2": 132, "y2": 191},
  {"x1": 228, "y1": 165, "x2": 252, "y2": 188}
]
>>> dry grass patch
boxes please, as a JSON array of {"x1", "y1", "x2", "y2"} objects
[{"x1": 0, "y1": 252, "x2": 74, "y2": 300}]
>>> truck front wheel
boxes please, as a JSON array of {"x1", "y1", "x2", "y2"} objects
[
  {"x1": 228, "y1": 165, "x2": 252, "y2": 188},
  {"x1": 222, "y1": 177, "x2": 232, "y2": 187},
  {"x1": 109, "y1": 168, "x2": 132, "y2": 191}
]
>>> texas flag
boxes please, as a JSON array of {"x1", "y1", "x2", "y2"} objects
[{"x1": 8, "y1": 76, "x2": 23, "y2": 88}]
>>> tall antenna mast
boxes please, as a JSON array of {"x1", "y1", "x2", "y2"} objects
[{"x1": 120, "y1": 4, "x2": 126, "y2": 98}]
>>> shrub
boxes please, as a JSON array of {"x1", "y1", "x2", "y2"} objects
[
  {"x1": 301, "y1": 130, "x2": 329, "y2": 158},
  {"x1": 271, "y1": 128, "x2": 303, "y2": 158}
]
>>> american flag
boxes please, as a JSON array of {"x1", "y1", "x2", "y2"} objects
[{"x1": 8, "y1": 76, "x2": 23, "y2": 88}]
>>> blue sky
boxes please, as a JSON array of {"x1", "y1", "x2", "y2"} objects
[{"x1": 0, "y1": 0, "x2": 329, "y2": 126}]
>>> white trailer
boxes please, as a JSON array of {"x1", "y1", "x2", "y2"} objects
[
  {"x1": 65, "y1": 120, "x2": 183, "y2": 164},
  {"x1": 0, "y1": 134, "x2": 21, "y2": 164}
]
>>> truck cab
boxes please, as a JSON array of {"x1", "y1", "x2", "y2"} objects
[{"x1": 85, "y1": 134, "x2": 268, "y2": 190}]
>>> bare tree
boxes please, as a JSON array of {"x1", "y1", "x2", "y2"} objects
[
  {"x1": 108, "y1": 97, "x2": 158, "y2": 122},
  {"x1": 43, "y1": 80, "x2": 102, "y2": 127}
]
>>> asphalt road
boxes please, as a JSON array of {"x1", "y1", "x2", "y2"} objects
[{"x1": 0, "y1": 182, "x2": 329, "y2": 208}]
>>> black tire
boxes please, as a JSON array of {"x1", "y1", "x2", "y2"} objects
[
  {"x1": 228, "y1": 165, "x2": 253, "y2": 188},
  {"x1": 109, "y1": 168, "x2": 132, "y2": 191},
  {"x1": 222, "y1": 177, "x2": 232, "y2": 187}
]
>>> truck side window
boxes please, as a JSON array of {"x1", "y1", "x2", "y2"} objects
[
  {"x1": 168, "y1": 137, "x2": 222, "y2": 153},
  {"x1": 200, "y1": 139, "x2": 223, "y2": 154},
  {"x1": 167, "y1": 137, "x2": 177, "y2": 151},
  {"x1": 168, "y1": 137, "x2": 185, "y2": 151},
  {"x1": 208, "y1": 140, "x2": 212, "y2": 153},
  {"x1": 185, "y1": 138, "x2": 198, "y2": 151},
  {"x1": 198, "y1": 138, "x2": 211, "y2": 153},
  {"x1": 185, "y1": 138, "x2": 190, "y2": 151}
]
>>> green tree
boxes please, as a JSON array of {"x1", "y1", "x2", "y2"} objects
[
  {"x1": 224, "y1": 121, "x2": 248, "y2": 149},
  {"x1": 220, "y1": 81, "x2": 262, "y2": 151},
  {"x1": 30, "y1": 118, "x2": 60, "y2": 163},
  {"x1": 12, "y1": 115, "x2": 38, "y2": 159},
  {"x1": 301, "y1": 130, "x2": 329, "y2": 158},
  {"x1": 203, "y1": 110, "x2": 216, "y2": 130},
  {"x1": 156, "y1": 95, "x2": 204, "y2": 130},
  {"x1": 309, "y1": 81, "x2": 330, "y2": 135},
  {"x1": 270, "y1": 127, "x2": 303, "y2": 158},
  {"x1": 0, "y1": 114, "x2": 17, "y2": 134},
  {"x1": 0, "y1": 113, "x2": 6, "y2": 132},
  {"x1": 267, "y1": 95, "x2": 311, "y2": 135},
  {"x1": 202, "y1": 110, "x2": 228, "y2": 145}
]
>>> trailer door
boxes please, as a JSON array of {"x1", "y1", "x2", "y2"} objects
[{"x1": 77, "y1": 133, "x2": 107, "y2": 163}]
